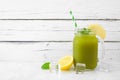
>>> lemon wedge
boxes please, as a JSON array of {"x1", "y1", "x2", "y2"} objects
[
  {"x1": 88, "y1": 24, "x2": 106, "y2": 39},
  {"x1": 58, "y1": 55, "x2": 73, "y2": 70}
]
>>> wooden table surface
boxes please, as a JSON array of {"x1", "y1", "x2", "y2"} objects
[{"x1": 0, "y1": 0, "x2": 120, "y2": 80}]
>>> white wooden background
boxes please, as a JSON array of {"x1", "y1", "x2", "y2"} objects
[{"x1": 0, "y1": 0, "x2": 120, "y2": 80}]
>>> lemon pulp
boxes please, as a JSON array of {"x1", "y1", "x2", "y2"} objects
[{"x1": 58, "y1": 56, "x2": 73, "y2": 70}]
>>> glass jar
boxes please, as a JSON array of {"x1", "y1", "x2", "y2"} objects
[{"x1": 73, "y1": 28, "x2": 98, "y2": 70}]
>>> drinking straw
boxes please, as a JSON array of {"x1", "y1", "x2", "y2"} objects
[{"x1": 69, "y1": 10, "x2": 78, "y2": 28}]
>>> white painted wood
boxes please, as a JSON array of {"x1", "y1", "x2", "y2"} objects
[
  {"x1": 0, "y1": 42, "x2": 120, "y2": 80},
  {"x1": 0, "y1": 61, "x2": 119, "y2": 80},
  {"x1": 0, "y1": 42, "x2": 119, "y2": 62},
  {"x1": 0, "y1": 0, "x2": 120, "y2": 79},
  {"x1": 0, "y1": 20, "x2": 120, "y2": 41},
  {"x1": 0, "y1": 31, "x2": 119, "y2": 41},
  {"x1": 0, "y1": 0, "x2": 120, "y2": 19},
  {"x1": 0, "y1": 61, "x2": 120, "y2": 80},
  {"x1": 0, "y1": 20, "x2": 120, "y2": 31}
]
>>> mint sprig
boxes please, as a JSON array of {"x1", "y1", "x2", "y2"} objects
[
  {"x1": 78, "y1": 28, "x2": 92, "y2": 35},
  {"x1": 41, "y1": 62, "x2": 50, "y2": 70}
]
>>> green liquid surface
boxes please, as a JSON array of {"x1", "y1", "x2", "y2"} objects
[{"x1": 73, "y1": 34, "x2": 98, "y2": 69}]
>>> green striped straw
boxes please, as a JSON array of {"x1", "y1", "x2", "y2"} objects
[{"x1": 69, "y1": 10, "x2": 78, "y2": 28}]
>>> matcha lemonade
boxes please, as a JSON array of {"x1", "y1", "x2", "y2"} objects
[{"x1": 73, "y1": 28, "x2": 98, "y2": 69}]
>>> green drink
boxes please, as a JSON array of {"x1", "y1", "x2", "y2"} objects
[{"x1": 73, "y1": 28, "x2": 98, "y2": 69}]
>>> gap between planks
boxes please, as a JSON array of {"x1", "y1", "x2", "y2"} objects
[
  {"x1": 0, "y1": 41, "x2": 120, "y2": 43},
  {"x1": 0, "y1": 19, "x2": 120, "y2": 21}
]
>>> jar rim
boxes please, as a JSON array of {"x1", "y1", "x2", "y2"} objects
[{"x1": 75, "y1": 28, "x2": 96, "y2": 35}]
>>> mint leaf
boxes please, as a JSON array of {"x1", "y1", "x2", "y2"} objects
[
  {"x1": 41, "y1": 62, "x2": 50, "y2": 70},
  {"x1": 78, "y1": 28, "x2": 92, "y2": 35}
]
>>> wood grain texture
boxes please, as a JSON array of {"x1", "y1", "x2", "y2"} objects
[
  {"x1": 0, "y1": 42, "x2": 120, "y2": 80},
  {"x1": 0, "y1": 20, "x2": 120, "y2": 41},
  {"x1": 0, "y1": 0, "x2": 120, "y2": 79},
  {"x1": 0, "y1": 42, "x2": 119, "y2": 62},
  {"x1": 0, "y1": 0, "x2": 120, "y2": 19},
  {"x1": 0, "y1": 61, "x2": 119, "y2": 80},
  {"x1": 0, "y1": 61, "x2": 120, "y2": 80}
]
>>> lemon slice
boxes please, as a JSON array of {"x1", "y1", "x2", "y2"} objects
[
  {"x1": 58, "y1": 55, "x2": 73, "y2": 70},
  {"x1": 88, "y1": 24, "x2": 106, "y2": 39}
]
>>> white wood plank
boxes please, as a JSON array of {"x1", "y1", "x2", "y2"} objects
[
  {"x1": 0, "y1": 42, "x2": 120, "y2": 80},
  {"x1": 0, "y1": 20, "x2": 120, "y2": 31},
  {"x1": 0, "y1": 20, "x2": 120, "y2": 41},
  {"x1": 0, "y1": 42, "x2": 119, "y2": 62},
  {"x1": 0, "y1": 61, "x2": 120, "y2": 80},
  {"x1": 0, "y1": 31, "x2": 119, "y2": 41},
  {"x1": 0, "y1": 0, "x2": 120, "y2": 19}
]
